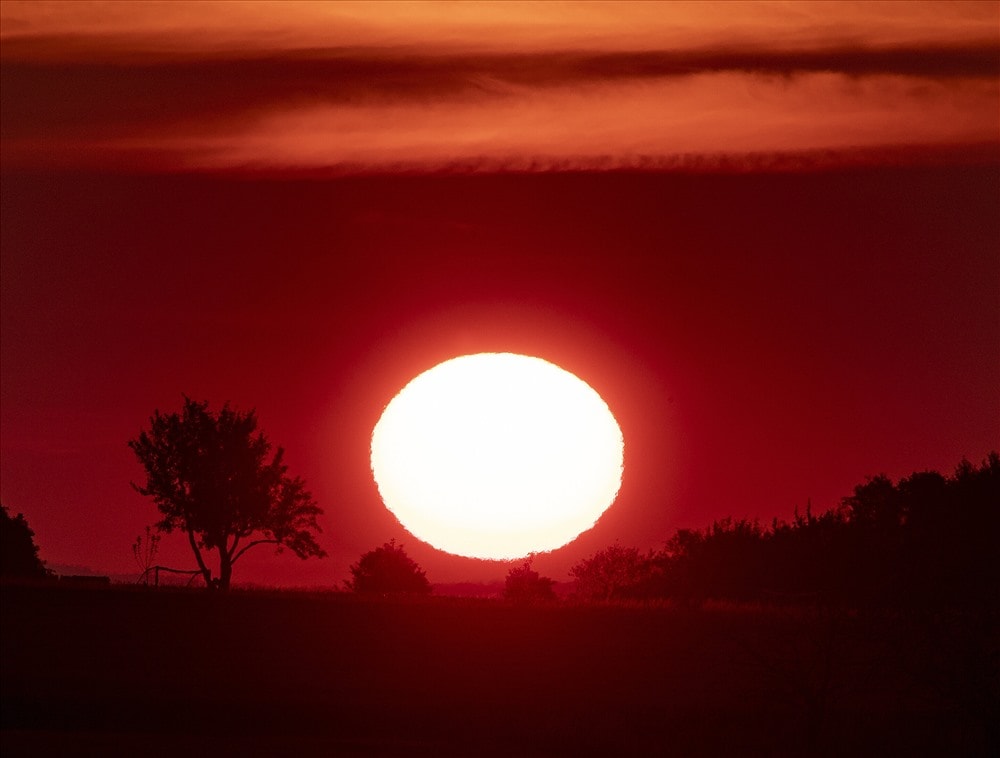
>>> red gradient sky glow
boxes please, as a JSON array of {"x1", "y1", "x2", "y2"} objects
[{"x1": 1, "y1": 1, "x2": 998, "y2": 586}]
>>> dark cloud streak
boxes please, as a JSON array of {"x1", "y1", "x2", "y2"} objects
[{"x1": 3, "y1": 40, "x2": 998, "y2": 141}]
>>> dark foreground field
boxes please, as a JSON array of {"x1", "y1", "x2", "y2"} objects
[{"x1": 2, "y1": 584, "x2": 995, "y2": 756}]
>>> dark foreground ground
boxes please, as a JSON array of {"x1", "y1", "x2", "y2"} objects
[{"x1": 1, "y1": 584, "x2": 996, "y2": 757}]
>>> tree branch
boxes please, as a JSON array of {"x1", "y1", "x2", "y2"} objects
[
  {"x1": 231, "y1": 538, "x2": 279, "y2": 565},
  {"x1": 151, "y1": 565, "x2": 202, "y2": 575}
]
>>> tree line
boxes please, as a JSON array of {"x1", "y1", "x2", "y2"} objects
[
  {"x1": 569, "y1": 453, "x2": 998, "y2": 609},
  {"x1": 2, "y1": 395, "x2": 994, "y2": 612}
]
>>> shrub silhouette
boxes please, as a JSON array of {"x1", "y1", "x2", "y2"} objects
[
  {"x1": 347, "y1": 540, "x2": 431, "y2": 596},
  {"x1": 0, "y1": 504, "x2": 49, "y2": 579},
  {"x1": 503, "y1": 559, "x2": 556, "y2": 603},
  {"x1": 129, "y1": 396, "x2": 325, "y2": 590}
]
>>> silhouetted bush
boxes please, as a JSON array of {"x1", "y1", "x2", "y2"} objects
[
  {"x1": 503, "y1": 559, "x2": 556, "y2": 603},
  {"x1": 346, "y1": 540, "x2": 431, "y2": 596}
]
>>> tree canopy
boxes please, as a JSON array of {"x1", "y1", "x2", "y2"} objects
[
  {"x1": 129, "y1": 397, "x2": 325, "y2": 590},
  {"x1": 1, "y1": 505, "x2": 49, "y2": 579},
  {"x1": 347, "y1": 540, "x2": 432, "y2": 596}
]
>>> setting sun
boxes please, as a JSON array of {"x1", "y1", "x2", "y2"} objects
[{"x1": 370, "y1": 353, "x2": 624, "y2": 559}]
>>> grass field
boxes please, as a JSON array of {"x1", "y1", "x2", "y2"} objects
[{"x1": 2, "y1": 584, "x2": 995, "y2": 756}]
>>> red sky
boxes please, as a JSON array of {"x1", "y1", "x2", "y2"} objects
[{"x1": 1, "y1": 1, "x2": 998, "y2": 586}]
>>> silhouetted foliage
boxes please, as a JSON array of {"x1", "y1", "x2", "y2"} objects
[
  {"x1": 503, "y1": 559, "x2": 556, "y2": 603},
  {"x1": 613, "y1": 453, "x2": 999, "y2": 610},
  {"x1": 129, "y1": 397, "x2": 325, "y2": 590},
  {"x1": 347, "y1": 540, "x2": 431, "y2": 596},
  {"x1": 660, "y1": 518, "x2": 770, "y2": 602},
  {"x1": 570, "y1": 543, "x2": 654, "y2": 601},
  {"x1": 0, "y1": 505, "x2": 49, "y2": 579}
]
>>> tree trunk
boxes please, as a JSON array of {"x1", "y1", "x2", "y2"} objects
[
  {"x1": 218, "y1": 549, "x2": 233, "y2": 591},
  {"x1": 186, "y1": 529, "x2": 213, "y2": 589}
]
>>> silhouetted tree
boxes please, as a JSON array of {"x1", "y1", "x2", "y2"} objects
[
  {"x1": 503, "y1": 559, "x2": 556, "y2": 603},
  {"x1": 653, "y1": 518, "x2": 769, "y2": 603},
  {"x1": 129, "y1": 397, "x2": 325, "y2": 590},
  {"x1": 1, "y1": 505, "x2": 49, "y2": 579},
  {"x1": 929, "y1": 454, "x2": 1000, "y2": 608},
  {"x1": 570, "y1": 543, "x2": 652, "y2": 601},
  {"x1": 842, "y1": 474, "x2": 902, "y2": 529},
  {"x1": 346, "y1": 540, "x2": 431, "y2": 596},
  {"x1": 767, "y1": 506, "x2": 853, "y2": 603}
]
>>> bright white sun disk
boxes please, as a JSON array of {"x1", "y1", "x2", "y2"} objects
[{"x1": 370, "y1": 353, "x2": 624, "y2": 559}]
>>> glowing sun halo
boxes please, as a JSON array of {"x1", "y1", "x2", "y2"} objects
[{"x1": 371, "y1": 353, "x2": 624, "y2": 560}]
